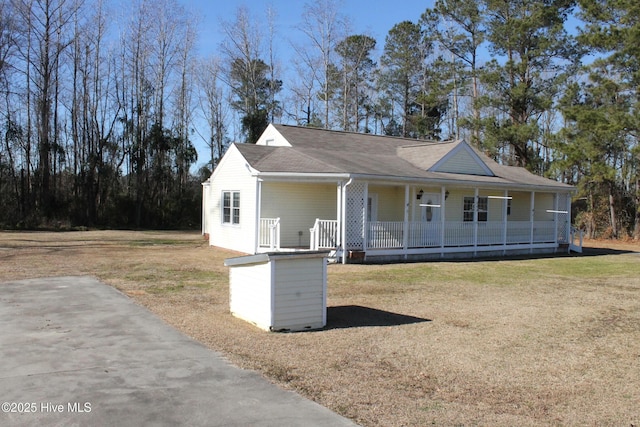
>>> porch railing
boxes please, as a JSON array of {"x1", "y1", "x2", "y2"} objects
[
  {"x1": 443, "y1": 221, "x2": 475, "y2": 246},
  {"x1": 569, "y1": 226, "x2": 583, "y2": 253},
  {"x1": 367, "y1": 220, "x2": 559, "y2": 249},
  {"x1": 259, "y1": 217, "x2": 280, "y2": 250},
  {"x1": 408, "y1": 222, "x2": 442, "y2": 248},
  {"x1": 368, "y1": 221, "x2": 404, "y2": 248},
  {"x1": 263, "y1": 217, "x2": 565, "y2": 252},
  {"x1": 310, "y1": 219, "x2": 339, "y2": 250}
]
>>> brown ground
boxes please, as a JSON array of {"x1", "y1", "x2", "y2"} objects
[{"x1": 1, "y1": 230, "x2": 639, "y2": 426}]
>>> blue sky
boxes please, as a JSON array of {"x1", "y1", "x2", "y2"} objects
[
  {"x1": 185, "y1": 0, "x2": 434, "y2": 58},
  {"x1": 179, "y1": 0, "x2": 435, "y2": 169}
]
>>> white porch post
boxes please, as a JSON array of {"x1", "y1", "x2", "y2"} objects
[
  {"x1": 473, "y1": 187, "x2": 479, "y2": 255},
  {"x1": 403, "y1": 185, "x2": 409, "y2": 258},
  {"x1": 440, "y1": 186, "x2": 446, "y2": 255},
  {"x1": 255, "y1": 179, "x2": 263, "y2": 253},
  {"x1": 502, "y1": 189, "x2": 508, "y2": 252},
  {"x1": 201, "y1": 181, "x2": 210, "y2": 236},
  {"x1": 529, "y1": 191, "x2": 536, "y2": 253},
  {"x1": 362, "y1": 182, "x2": 369, "y2": 252},
  {"x1": 341, "y1": 180, "x2": 348, "y2": 264},
  {"x1": 566, "y1": 192, "x2": 572, "y2": 239},
  {"x1": 554, "y1": 193, "x2": 559, "y2": 246},
  {"x1": 336, "y1": 182, "x2": 342, "y2": 250}
]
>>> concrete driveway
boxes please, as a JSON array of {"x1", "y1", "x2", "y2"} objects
[{"x1": 0, "y1": 276, "x2": 356, "y2": 426}]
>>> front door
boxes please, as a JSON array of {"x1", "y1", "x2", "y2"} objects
[
  {"x1": 420, "y1": 193, "x2": 441, "y2": 223},
  {"x1": 418, "y1": 193, "x2": 441, "y2": 246}
]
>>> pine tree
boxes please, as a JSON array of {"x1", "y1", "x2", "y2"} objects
[
  {"x1": 479, "y1": 0, "x2": 577, "y2": 171},
  {"x1": 578, "y1": 0, "x2": 640, "y2": 237}
]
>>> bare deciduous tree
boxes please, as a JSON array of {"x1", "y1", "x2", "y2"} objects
[
  {"x1": 296, "y1": 0, "x2": 347, "y2": 129},
  {"x1": 197, "y1": 56, "x2": 228, "y2": 171},
  {"x1": 12, "y1": 0, "x2": 81, "y2": 215},
  {"x1": 219, "y1": 5, "x2": 281, "y2": 143}
]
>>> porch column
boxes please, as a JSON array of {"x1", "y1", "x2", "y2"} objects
[
  {"x1": 402, "y1": 185, "x2": 409, "y2": 257},
  {"x1": 201, "y1": 181, "x2": 210, "y2": 236},
  {"x1": 440, "y1": 186, "x2": 446, "y2": 254},
  {"x1": 362, "y1": 182, "x2": 369, "y2": 252},
  {"x1": 565, "y1": 192, "x2": 572, "y2": 239},
  {"x1": 502, "y1": 189, "x2": 509, "y2": 251},
  {"x1": 336, "y1": 182, "x2": 342, "y2": 252},
  {"x1": 340, "y1": 179, "x2": 351, "y2": 264},
  {"x1": 529, "y1": 191, "x2": 536, "y2": 253},
  {"x1": 554, "y1": 193, "x2": 559, "y2": 246},
  {"x1": 473, "y1": 188, "x2": 479, "y2": 255},
  {"x1": 254, "y1": 179, "x2": 263, "y2": 253}
]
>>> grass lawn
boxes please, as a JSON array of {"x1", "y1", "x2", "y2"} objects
[{"x1": 1, "y1": 230, "x2": 639, "y2": 426}]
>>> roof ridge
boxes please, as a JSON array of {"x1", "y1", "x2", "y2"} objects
[
  {"x1": 273, "y1": 123, "x2": 442, "y2": 145},
  {"x1": 398, "y1": 140, "x2": 460, "y2": 149}
]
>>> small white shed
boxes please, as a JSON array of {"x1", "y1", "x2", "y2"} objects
[{"x1": 224, "y1": 252, "x2": 329, "y2": 332}]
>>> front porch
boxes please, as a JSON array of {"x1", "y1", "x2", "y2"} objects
[
  {"x1": 260, "y1": 217, "x2": 575, "y2": 261},
  {"x1": 366, "y1": 220, "x2": 559, "y2": 249},
  {"x1": 256, "y1": 180, "x2": 580, "y2": 263},
  {"x1": 362, "y1": 219, "x2": 568, "y2": 261}
]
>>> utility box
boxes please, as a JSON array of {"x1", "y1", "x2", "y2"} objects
[{"x1": 224, "y1": 252, "x2": 329, "y2": 332}]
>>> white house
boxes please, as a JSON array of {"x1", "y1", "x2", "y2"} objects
[{"x1": 202, "y1": 124, "x2": 581, "y2": 263}]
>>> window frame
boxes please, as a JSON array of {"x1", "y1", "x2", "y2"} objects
[
  {"x1": 463, "y1": 196, "x2": 488, "y2": 222},
  {"x1": 222, "y1": 190, "x2": 240, "y2": 225}
]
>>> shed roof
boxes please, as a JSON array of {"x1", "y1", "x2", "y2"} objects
[{"x1": 232, "y1": 124, "x2": 573, "y2": 191}]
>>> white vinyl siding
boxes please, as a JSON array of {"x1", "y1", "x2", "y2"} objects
[
  {"x1": 505, "y1": 192, "x2": 554, "y2": 221},
  {"x1": 507, "y1": 192, "x2": 532, "y2": 221},
  {"x1": 207, "y1": 145, "x2": 258, "y2": 253},
  {"x1": 534, "y1": 193, "x2": 555, "y2": 221},
  {"x1": 255, "y1": 124, "x2": 291, "y2": 146},
  {"x1": 369, "y1": 185, "x2": 404, "y2": 221},
  {"x1": 432, "y1": 146, "x2": 492, "y2": 176},
  {"x1": 226, "y1": 253, "x2": 327, "y2": 331},
  {"x1": 261, "y1": 182, "x2": 337, "y2": 247},
  {"x1": 445, "y1": 190, "x2": 554, "y2": 223},
  {"x1": 272, "y1": 258, "x2": 326, "y2": 330}
]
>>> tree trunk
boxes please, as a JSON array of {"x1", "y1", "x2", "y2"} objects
[
  {"x1": 609, "y1": 183, "x2": 618, "y2": 238},
  {"x1": 634, "y1": 178, "x2": 640, "y2": 240}
]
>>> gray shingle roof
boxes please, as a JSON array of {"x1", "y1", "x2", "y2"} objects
[{"x1": 234, "y1": 124, "x2": 573, "y2": 191}]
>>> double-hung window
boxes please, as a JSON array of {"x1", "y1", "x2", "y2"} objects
[
  {"x1": 222, "y1": 191, "x2": 240, "y2": 225},
  {"x1": 463, "y1": 196, "x2": 488, "y2": 222}
]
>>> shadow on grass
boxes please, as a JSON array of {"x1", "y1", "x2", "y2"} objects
[
  {"x1": 580, "y1": 246, "x2": 638, "y2": 256},
  {"x1": 461, "y1": 247, "x2": 638, "y2": 262},
  {"x1": 378, "y1": 246, "x2": 640, "y2": 265},
  {"x1": 325, "y1": 305, "x2": 431, "y2": 330}
]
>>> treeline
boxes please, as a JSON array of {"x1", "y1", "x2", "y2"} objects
[
  {"x1": 0, "y1": 0, "x2": 638, "y2": 237},
  {"x1": 0, "y1": 0, "x2": 203, "y2": 229}
]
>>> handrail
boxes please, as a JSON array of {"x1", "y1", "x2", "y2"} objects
[
  {"x1": 310, "y1": 219, "x2": 338, "y2": 250},
  {"x1": 259, "y1": 217, "x2": 280, "y2": 250},
  {"x1": 309, "y1": 218, "x2": 320, "y2": 250},
  {"x1": 569, "y1": 226, "x2": 583, "y2": 253}
]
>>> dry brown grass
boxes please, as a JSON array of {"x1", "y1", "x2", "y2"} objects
[{"x1": 1, "y1": 230, "x2": 639, "y2": 426}]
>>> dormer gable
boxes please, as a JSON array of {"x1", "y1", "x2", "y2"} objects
[
  {"x1": 255, "y1": 123, "x2": 292, "y2": 147},
  {"x1": 429, "y1": 140, "x2": 494, "y2": 176}
]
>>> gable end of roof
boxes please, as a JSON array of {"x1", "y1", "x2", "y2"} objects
[{"x1": 429, "y1": 141, "x2": 495, "y2": 176}]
